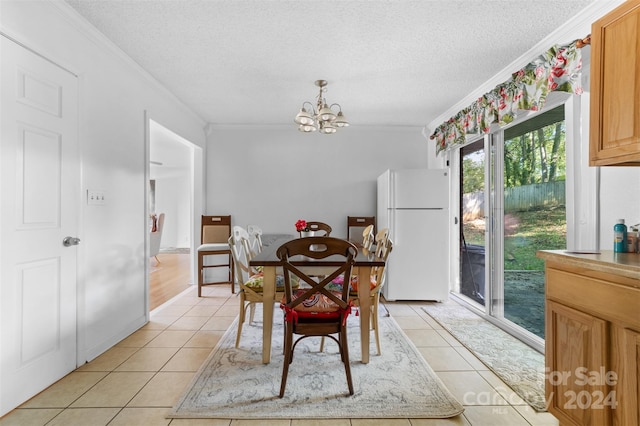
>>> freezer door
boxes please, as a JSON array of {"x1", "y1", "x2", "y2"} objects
[
  {"x1": 393, "y1": 169, "x2": 449, "y2": 209},
  {"x1": 383, "y1": 208, "x2": 450, "y2": 301}
]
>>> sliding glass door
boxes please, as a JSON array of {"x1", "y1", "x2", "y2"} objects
[
  {"x1": 460, "y1": 139, "x2": 487, "y2": 306},
  {"x1": 456, "y1": 104, "x2": 567, "y2": 349},
  {"x1": 494, "y1": 105, "x2": 567, "y2": 341}
]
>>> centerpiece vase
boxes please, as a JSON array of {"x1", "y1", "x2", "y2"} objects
[{"x1": 299, "y1": 230, "x2": 313, "y2": 238}]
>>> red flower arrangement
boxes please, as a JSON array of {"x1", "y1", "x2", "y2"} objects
[{"x1": 295, "y1": 219, "x2": 309, "y2": 232}]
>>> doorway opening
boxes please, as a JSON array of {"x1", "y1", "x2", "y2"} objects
[{"x1": 147, "y1": 119, "x2": 199, "y2": 310}]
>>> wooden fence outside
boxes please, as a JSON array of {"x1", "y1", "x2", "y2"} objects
[{"x1": 463, "y1": 180, "x2": 565, "y2": 220}]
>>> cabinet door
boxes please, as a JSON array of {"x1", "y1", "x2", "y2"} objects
[
  {"x1": 611, "y1": 327, "x2": 640, "y2": 425},
  {"x1": 546, "y1": 300, "x2": 610, "y2": 425},
  {"x1": 589, "y1": 0, "x2": 640, "y2": 166}
]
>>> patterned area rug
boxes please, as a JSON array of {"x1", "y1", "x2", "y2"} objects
[
  {"x1": 169, "y1": 306, "x2": 464, "y2": 419},
  {"x1": 422, "y1": 302, "x2": 546, "y2": 411}
]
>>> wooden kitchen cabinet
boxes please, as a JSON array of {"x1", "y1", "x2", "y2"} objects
[
  {"x1": 589, "y1": 0, "x2": 640, "y2": 166},
  {"x1": 538, "y1": 250, "x2": 640, "y2": 425},
  {"x1": 611, "y1": 327, "x2": 640, "y2": 425},
  {"x1": 546, "y1": 300, "x2": 610, "y2": 425}
]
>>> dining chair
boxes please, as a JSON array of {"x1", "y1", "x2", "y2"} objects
[
  {"x1": 229, "y1": 226, "x2": 295, "y2": 348},
  {"x1": 277, "y1": 237, "x2": 357, "y2": 397},
  {"x1": 246, "y1": 224, "x2": 263, "y2": 255},
  {"x1": 375, "y1": 227, "x2": 389, "y2": 247},
  {"x1": 362, "y1": 224, "x2": 375, "y2": 250},
  {"x1": 149, "y1": 212, "x2": 165, "y2": 264},
  {"x1": 197, "y1": 215, "x2": 234, "y2": 296},
  {"x1": 306, "y1": 221, "x2": 332, "y2": 236},
  {"x1": 364, "y1": 235, "x2": 393, "y2": 355},
  {"x1": 322, "y1": 228, "x2": 392, "y2": 356},
  {"x1": 347, "y1": 216, "x2": 376, "y2": 242}
]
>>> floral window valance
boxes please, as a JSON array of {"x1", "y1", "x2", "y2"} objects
[{"x1": 430, "y1": 39, "x2": 585, "y2": 154}]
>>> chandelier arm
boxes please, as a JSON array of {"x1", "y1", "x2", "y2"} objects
[{"x1": 302, "y1": 101, "x2": 316, "y2": 115}]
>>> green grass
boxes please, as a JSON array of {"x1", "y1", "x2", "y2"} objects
[{"x1": 463, "y1": 207, "x2": 566, "y2": 271}]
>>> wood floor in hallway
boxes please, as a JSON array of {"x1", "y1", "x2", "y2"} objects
[{"x1": 150, "y1": 253, "x2": 192, "y2": 310}]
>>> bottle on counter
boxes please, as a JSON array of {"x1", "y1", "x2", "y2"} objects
[
  {"x1": 613, "y1": 219, "x2": 627, "y2": 253},
  {"x1": 629, "y1": 225, "x2": 639, "y2": 253}
]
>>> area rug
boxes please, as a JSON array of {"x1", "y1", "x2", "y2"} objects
[
  {"x1": 422, "y1": 302, "x2": 546, "y2": 411},
  {"x1": 168, "y1": 306, "x2": 464, "y2": 419}
]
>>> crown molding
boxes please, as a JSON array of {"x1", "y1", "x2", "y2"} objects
[
  {"x1": 424, "y1": 0, "x2": 626, "y2": 139},
  {"x1": 205, "y1": 123, "x2": 423, "y2": 133}
]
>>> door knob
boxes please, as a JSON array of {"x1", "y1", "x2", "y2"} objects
[{"x1": 63, "y1": 236, "x2": 81, "y2": 247}]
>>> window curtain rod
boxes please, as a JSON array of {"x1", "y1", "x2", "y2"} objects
[
  {"x1": 430, "y1": 35, "x2": 591, "y2": 155},
  {"x1": 575, "y1": 35, "x2": 591, "y2": 48}
]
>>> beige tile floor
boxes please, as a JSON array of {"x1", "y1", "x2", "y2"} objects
[{"x1": 0, "y1": 285, "x2": 559, "y2": 426}]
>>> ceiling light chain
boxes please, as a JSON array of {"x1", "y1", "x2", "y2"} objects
[{"x1": 294, "y1": 80, "x2": 349, "y2": 134}]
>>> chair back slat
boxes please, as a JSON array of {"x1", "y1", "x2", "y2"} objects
[
  {"x1": 362, "y1": 224, "x2": 375, "y2": 250},
  {"x1": 305, "y1": 221, "x2": 332, "y2": 236},
  {"x1": 247, "y1": 224, "x2": 263, "y2": 254},
  {"x1": 201, "y1": 215, "x2": 231, "y2": 243},
  {"x1": 277, "y1": 237, "x2": 356, "y2": 310}
]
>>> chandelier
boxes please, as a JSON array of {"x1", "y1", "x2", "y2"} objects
[{"x1": 294, "y1": 80, "x2": 349, "y2": 134}]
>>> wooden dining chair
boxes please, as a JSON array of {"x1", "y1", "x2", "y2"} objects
[
  {"x1": 375, "y1": 227, "x2": 389, "y2": 248},
  {"x1": 197, "y1": 215, "x2": 234, "y2": 296},
  {"x1": 364, "y1": 235, "x2": 393, "y2": 355},
  {"x1": 306, "y1": 221, "x2": 332, "y2": 236},
  {"x1": 246, "y1": 224, "x2": 263, "y2": 255},
  {"x1": 347, "y1": 216, "x2": 375, "y2": 242},
  {"x1": 277, "y1": 237, "x2": 357, "y2": 397},
  {"x1": 229, "y1": 226, "x2": 295, "y2": 348},
  {"x1": 362, "y1": 224, "x2": 375, "y2": 250},
  {"x1": 322, "y1": 227, "x2": 392, "y2": 356}
]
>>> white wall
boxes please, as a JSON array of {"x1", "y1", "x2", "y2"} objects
[
  {"x1": 1, "y1": 0, "x2": 206, "y2": 366},
  {"x1": 206, "y1": 125, "x2": 430, "y2": 237},
  {"x1": 154, "y1": 174, "x2": 191, "y2": 248},
  {"x1": 599, "y1": 168, "x2": 640, "y2": 248}
]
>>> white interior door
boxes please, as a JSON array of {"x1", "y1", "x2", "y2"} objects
[{"x1": 0, "y1": 35, "x2": 79, "y2": 415}]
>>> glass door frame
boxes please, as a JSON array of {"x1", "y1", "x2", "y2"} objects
[
  {"x1": 452, "y1": 131, "x2": 545, "y2": 354},
  {"x1": 450, "y1": 94, "x2": 581, "y2": 354},
  {"x1": 488, "y1": 131, "x2": 547, "y2": 352}
]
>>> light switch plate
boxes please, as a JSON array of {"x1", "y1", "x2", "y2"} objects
[{"x1": 87, "y1": 190, "x2": 105, "y2": 205}]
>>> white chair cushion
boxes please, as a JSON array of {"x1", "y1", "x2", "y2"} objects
[{"x1": 198, "y1": 243, "x2": 230, "y2": 252}]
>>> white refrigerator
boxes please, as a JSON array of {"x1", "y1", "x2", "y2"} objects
[{"x1": 377, "y1": 169, "x2": 450, "y2": 301}]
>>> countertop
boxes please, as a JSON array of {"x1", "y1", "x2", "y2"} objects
[{"x1": 537, "y1": 249, "x2": 640, "y2": 281}]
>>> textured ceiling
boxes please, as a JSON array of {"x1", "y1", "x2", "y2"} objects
[{"x1": 65, "y1": 0, "x2": 595, "y2": 129}]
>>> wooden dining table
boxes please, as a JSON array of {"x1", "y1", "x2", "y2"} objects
[{"x1": 249, "y1": 236, "x2": 385, "y2": 364}]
